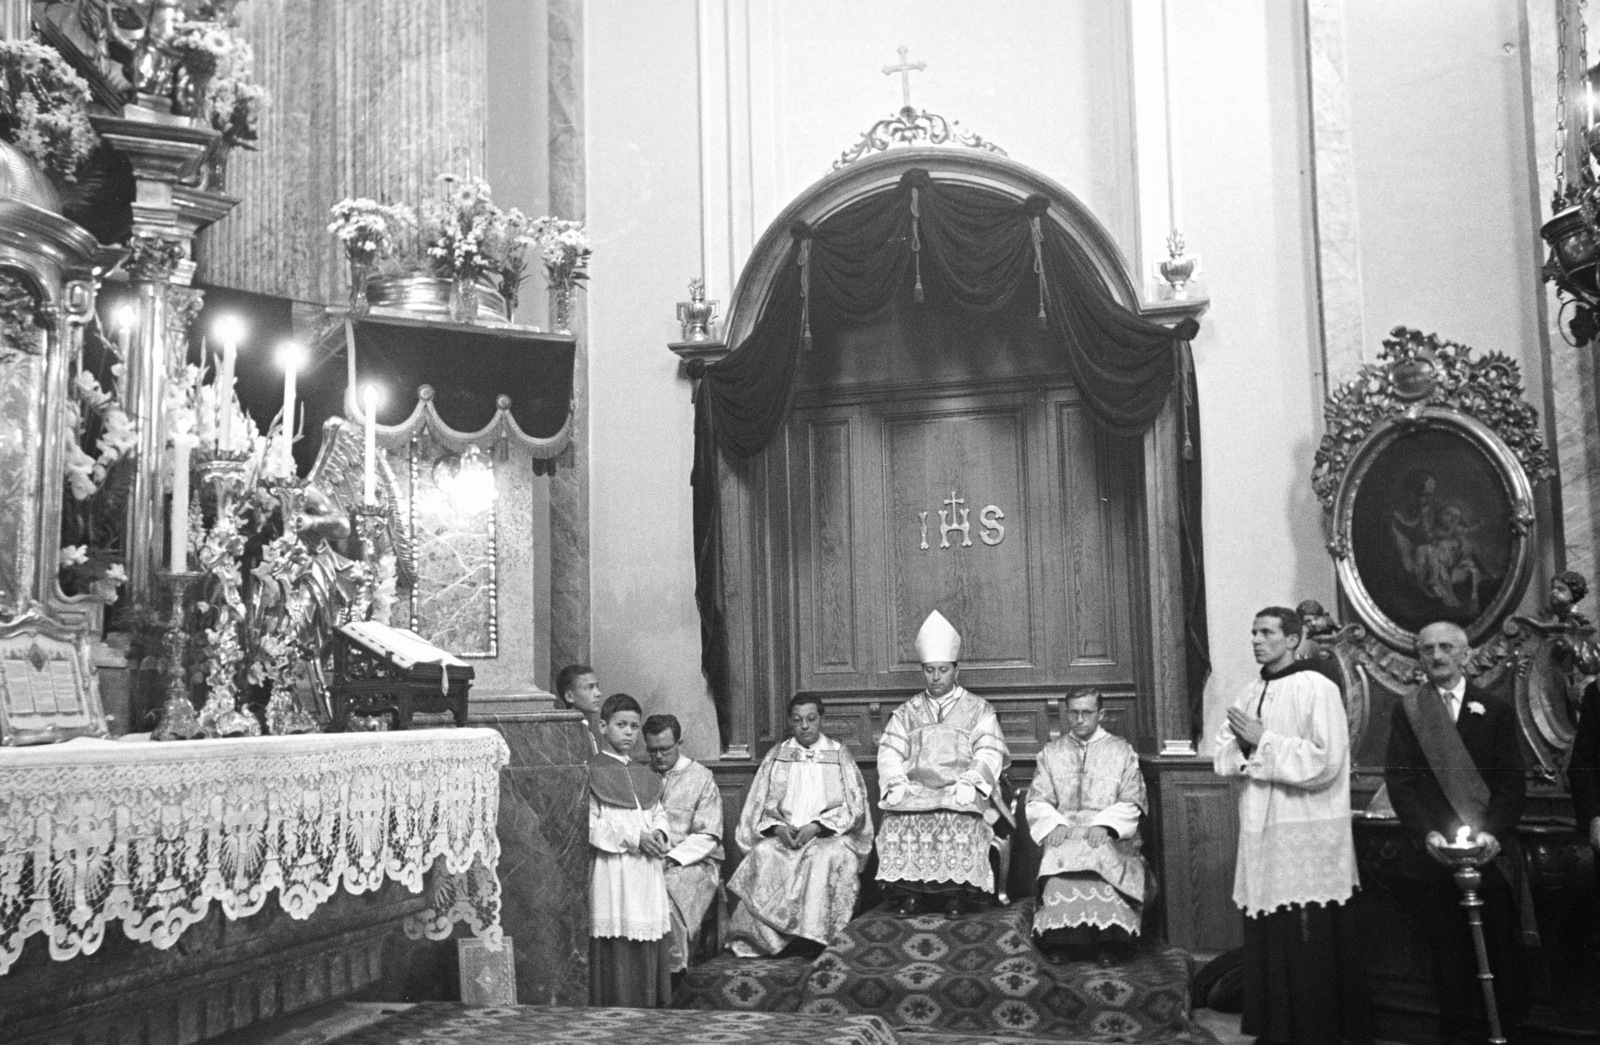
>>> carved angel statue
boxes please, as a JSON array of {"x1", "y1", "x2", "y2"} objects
[{"x1": 246, "y1": 417, "x2": 412, "y2": 732}]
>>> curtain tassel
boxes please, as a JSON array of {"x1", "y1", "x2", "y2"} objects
[
  {"x1": 799, "y1": 238, "x2": 813, "y2": 352},
  {"x1": 911, "y1": 186, "x2": 924, "y2": 303},
  {"x1": 1180, "y1": 342, "x2": 1196, "y2": 461},
  {"x1": 1031, "y1": 215, "x2": 1048, "y2": 330}
]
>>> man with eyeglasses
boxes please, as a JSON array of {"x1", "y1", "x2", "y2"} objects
[{"x1": 1027, "y1": 688, "x2": 1147, "y2": 964}]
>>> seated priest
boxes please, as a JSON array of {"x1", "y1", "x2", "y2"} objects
[
  {"x1": 877, "y1": 610, "x2": 1013, "y2": 918},
  {"x1": 1027, "y1": 688, "x2": 1148, "y2": 964},
  {"x1": 725, "y1": 695, "x2": 874, "y2": 959},
  {"x1": 644, "y1": 713, "x2": 725, "y2": 975}
]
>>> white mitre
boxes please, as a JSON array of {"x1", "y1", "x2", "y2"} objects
[{"x1": 915, "y1": 610, "x2": 961, "y2": 663}]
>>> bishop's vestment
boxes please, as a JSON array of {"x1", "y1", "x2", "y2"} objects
[
  {"x1": 1214, "y1": 660, "x2": 1368, "y2": 1045},
  {"x1": 876, "y1": 687, "x2": 1010, "y2": 895},
  {"x1": 658, "y1": 755, "x2": 724, "y2": 973},
  {"x1": 1027, "y1": 726, "x2": 1146, "y2": 944},
  {"x1": 725, "y1": 735, "x2": 873, "y2": 956}
]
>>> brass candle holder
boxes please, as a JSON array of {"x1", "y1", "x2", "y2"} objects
[
  {"x1": 1438, "y1": 829, "x2": 1506, "y2": 1045},
  {"x1": 352, "y1": 502, "x2": 388, "y2": 622},
  {"x1": 151, "y1": 569, "x2": 202, "y2": 741},
  {"x1": 194, "y1": 447, "x2": 260, "y2": 739},
  {"x1": 258, "y1": 475, "x2": 319, "y2": 736}
]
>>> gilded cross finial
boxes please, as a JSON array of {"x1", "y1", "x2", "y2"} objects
[{"x1": 883, "y1": 45, "x2": 926, "y2": 112}]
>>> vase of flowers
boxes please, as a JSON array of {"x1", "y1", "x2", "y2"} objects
[
  {"x1": 168, "y1": 22, "x2": 232, "y2": 119},
  {"x1": 328, "y1": 198, "x2": 414, "y2": 314},
  {"x1": 0, "y1": 40, "x2": 97, "y2": 186},
  {"x1": 534, "y1": 217, "x2": 590, "y2": 334}
]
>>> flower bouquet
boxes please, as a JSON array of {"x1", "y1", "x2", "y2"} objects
[
  {"x1": 0, "y1": 39, "x2": 97, "y2": 183},
  {"x1": 532, "y1": 215, "x2": 590, "y2": 332},
  {"x1": 328, "y1": 198, "x2": 416, "y2": 310}
]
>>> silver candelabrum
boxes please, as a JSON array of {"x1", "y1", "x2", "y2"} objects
[{"x1": 193, "y1": 448, "x2": 260, "y2": 739}]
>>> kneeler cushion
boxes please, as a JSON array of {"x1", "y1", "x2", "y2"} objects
[{"x1": 798, "y1": 901, "x2": 1218, "y2": 1043}]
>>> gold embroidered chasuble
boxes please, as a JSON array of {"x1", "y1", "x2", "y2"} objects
[
  {"x1": 725, "y1": 735, "x2": 873, "y2": 955},
  {"x1": 659, "y1": 756, "x2": 723, "y2": 971},
  {"x1": 1027, "y1": 726, "x2": 1147, "y2": 935},
  {"x1": 876, "y1": 687, "x2": 1011, "y2": 891}
]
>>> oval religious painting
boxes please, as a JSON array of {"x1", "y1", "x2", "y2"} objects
[{"x1": 1334, "y1": 410, "x2": 1535, "y2": 649}]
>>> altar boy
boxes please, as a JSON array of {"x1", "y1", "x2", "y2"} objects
[{"x1": 588, "y1": 693, "x2": 672, "y2": 1007}]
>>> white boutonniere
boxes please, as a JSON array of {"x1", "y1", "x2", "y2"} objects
[{"x1": 1467, "y1": 701, "x2": 1486, "y2": 716}]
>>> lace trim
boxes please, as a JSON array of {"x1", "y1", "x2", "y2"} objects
[
  {"x1": 1232, "y1": 816, "x2": 1358, "y2": 917},
  {"x1": 0, "y1": 729, "x2": 509, "y2": 975}
]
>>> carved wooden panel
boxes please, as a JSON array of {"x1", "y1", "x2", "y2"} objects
[
  {"x1": 1148, "y1": 763, "x2": 1242, "y2": 953},
  {"x1": 784, "y1": 380, "x2": 1142, "y2": 755}
]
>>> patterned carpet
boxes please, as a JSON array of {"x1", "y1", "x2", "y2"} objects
[
  {"x1": 679, "y1": 901, "x2": 1217, "y2": 1044},
  {"x1": 325, "y1": 1003, "x2": 900, "y2": 1045}
]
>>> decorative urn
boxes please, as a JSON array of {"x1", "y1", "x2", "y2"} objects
[{"x1": 676, "y1": 277, "x2": 719, "y2": 342}]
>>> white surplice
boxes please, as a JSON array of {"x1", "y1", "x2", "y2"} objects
[
  {"x1": 590, "y1": 750, "x2": 672, "y2": 941},
  {"x1": 1213, "y1": 665, "x2": 1359, "y2": 916}
]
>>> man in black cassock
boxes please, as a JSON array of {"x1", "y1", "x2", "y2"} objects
[
  {"x1": 1573, "y1": 679, "x2": 1600, "y2": 863},
  {"x1": 1385, "y1": 621, "x2": 1529, "y2": 1045}
]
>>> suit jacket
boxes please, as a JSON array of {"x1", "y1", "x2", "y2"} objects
[
  {"x1": 1385, "y1": 682, "x2": 1525, "y2": 876},
  {"x1": 1571, "y1": 682, "x2": 1600, "y2": 828}
]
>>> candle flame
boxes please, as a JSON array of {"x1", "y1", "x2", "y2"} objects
[
  {"x1": 362, "y1": 384, "x2": 381, "y2": 414},
  {"x1": 1454, "y1": 825, "x2": 1472, "y2": 847},
  {"x1": 277, "y1": 341, "x2": 304, "y2": 371},
  {"x1": 113, "y1": 304, "x2": 136, "y2": 332},
  {"x1": 214, "y1": 315, "x2": 245, "y2": 347}
]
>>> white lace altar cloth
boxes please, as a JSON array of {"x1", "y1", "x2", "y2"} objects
[{"x1": 0, "y1": 727, "x2": 509, "y2": 976}]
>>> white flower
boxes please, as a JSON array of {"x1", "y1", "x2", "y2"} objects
[
  {"x1": 1467, "y1": 701, "x2": 1485, "y2": 716},
  {"x1": 103, "y1": 563, "x2": 127, "y2": 584},
  {"x1": 59, "y1": 545, "x2": 88, "y2": 567}
]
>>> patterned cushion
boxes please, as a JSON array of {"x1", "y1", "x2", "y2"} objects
[
  {"x1": 798, "y1": 901, "x2": 1218, "y2": 1044},
  {"x1": 674, "y1": 952, "x2": 815, "y2": 1012}
]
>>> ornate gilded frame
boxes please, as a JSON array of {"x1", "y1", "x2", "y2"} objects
[{"x1": 1315, "y1": 328, "x2": 1550, "y2": 652}]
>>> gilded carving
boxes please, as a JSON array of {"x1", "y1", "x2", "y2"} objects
[
  {"x1": 123, "y1": 232, "x2": 186, "y2": 283},
  {"x1": 163, "y1": 284, "x2": 203, "y2": 353},
  {"x1": 0, "y1": 271, "x2": 48, "y2": 355},
  {"x1": 833, "y1": 108, "x2": 1007, "y2": 171}
]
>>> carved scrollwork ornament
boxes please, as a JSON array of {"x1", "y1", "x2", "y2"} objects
[
  {"x1": 833, "y1": 107, "x2": 1008, "y2": 171},
  {"x1": 123, "y1": 234, "x2": 188, "y2": 284},
  {"x1": 0, "y1": 271, "x2": 50, "y2": 355},
  {"x1": 1313, "y1": 327, "x2": 1554, "y2": 509},
  {"x1": 164, "y1": 285, "x2": 205, "y2": 348}
]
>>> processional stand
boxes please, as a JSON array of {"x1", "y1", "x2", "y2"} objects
[{"x1": 1439, "y1": 838, "x2": 1506, "y2": 1045}]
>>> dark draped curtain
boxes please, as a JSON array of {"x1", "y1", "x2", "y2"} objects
[{"x1": 691, "y1": 168, "x2": 1208, "y2": 746}]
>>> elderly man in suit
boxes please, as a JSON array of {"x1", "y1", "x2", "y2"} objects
[{"x1": 1385, "y1": 620, "x2": 1528, "y2": 1045}]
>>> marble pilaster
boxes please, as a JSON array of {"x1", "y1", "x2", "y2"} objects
[
  {"x1": 470, "y1": 704, "x2": 592, "y2": 1005},
  {"x1": 547, "y1": 0, "x2": 590, "y2": 676}
]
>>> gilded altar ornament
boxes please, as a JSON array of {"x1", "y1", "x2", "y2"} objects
[
  {"x1": 676, "y1": 277, "x2": 719, "y2": 342},
  {"x1": 152, "y1": 569, "x2": 202, "y2": 741},
  {"x1": 194, "y1": 447, "x2": 258, "y2": 737},
  {"x1": 1158, "y1": 232, "x2": 1198, "y2": 300}
]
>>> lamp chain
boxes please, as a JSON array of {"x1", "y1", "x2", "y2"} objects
[{"x1": 1557, "y1": 0, "x2": 1569, "y2": 207}]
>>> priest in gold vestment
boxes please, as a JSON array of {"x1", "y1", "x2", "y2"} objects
[
  {"x1": 725, "y1": 695, "x2": 874, "y2": 957},
  {"x1": 1028, "y1": 688, "x2": 1146, "y2": 962},
  {"x1": 877, "y1": 611, "x2": 1012, "y2": 916},
  {"x1": 645, "y1": 714, "x2": 724, "y2": 974}
]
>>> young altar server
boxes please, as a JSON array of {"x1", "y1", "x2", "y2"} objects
[
  {"x1": 1028, "y1": 688, "x2": 1147, "y2": 963},
  {"x1": 877, "y1": 610, "x2": 1012, "y2": 917},
  {"x1": 1215, "y1": 607, "x2": 1370, "y2": 1045},
  {"x1": 644, "y1": 713, "x2": 725, "y2": 974},
  {"x1": 588, "y1": 693, "x2": 672, "y2": 1008},
  {"x1": 725, "y1": 694, "x2": 874, "y2": 958}
]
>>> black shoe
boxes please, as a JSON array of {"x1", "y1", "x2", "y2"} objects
[
  {"x1": 893, "y1": 895, "x2": 918, "y2": 916},
  {"x1": 943, "y1": 897, "x2": 963, "y2": 919}
]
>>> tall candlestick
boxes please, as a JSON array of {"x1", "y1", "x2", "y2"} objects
[
  {"x1": 214, "y1": 317, "x2": 243, "y2": 451},
  {"x1": 278, "y1": 341, "x2": 302, "y2": 477},
  {"x1": 169, "y1": 437, "x2": 191, "y2": 570},
  {"x1": 362, "y1": 384, "x2": 379, "y2": 505}
]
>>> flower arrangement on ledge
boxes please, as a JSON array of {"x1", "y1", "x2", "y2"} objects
[
  {"x1": 328, "y1": 175, "x2": 590, "y2": 326},
  {"x1": 0, "y1": 39, "x2": 98, "y2": 182}
]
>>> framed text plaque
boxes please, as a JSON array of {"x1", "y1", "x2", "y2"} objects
[{"x1": 0, "y1": 614, "x2": 108, "y2": 745}]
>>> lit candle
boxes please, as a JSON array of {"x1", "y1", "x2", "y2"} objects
[
  {"x1": 169, "y1": 436, "x2": 191, "y2": 571},
  {"x1": 362, "y1": 384, "x2": 379, "y2": 505},
  {"x1": 214, "y1": 316, "x2": 243, "y2": 451},
  {"x1": 113, "y1": 304, "x2": 135, "y2": 363},
  {"x1": 1453, "y1": 825, "x2": 1473, "y2": 847},
  {"x1": 277, "y1": 341, "x2": 303, "y2": 477}
]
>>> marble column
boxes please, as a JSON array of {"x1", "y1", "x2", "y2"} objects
[{"x1": 469, "y1": 704, "x2": 591, "y2": 1005}]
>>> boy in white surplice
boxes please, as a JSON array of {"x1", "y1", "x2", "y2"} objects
[{"x1": 1028, "y1": 688, "x2": 1147, "y2": 963}]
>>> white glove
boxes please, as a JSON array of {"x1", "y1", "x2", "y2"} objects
[
  {"x1": 953, "y1": 782, "x2": 977, "y2": 808},
  {"x1": 882, "y1": 784, "x2": 907, "y2": 807}
]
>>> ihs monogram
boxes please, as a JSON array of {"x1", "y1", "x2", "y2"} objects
[{"x1": 918, "y1": 491, "x2": 1005, "y2": 550}]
